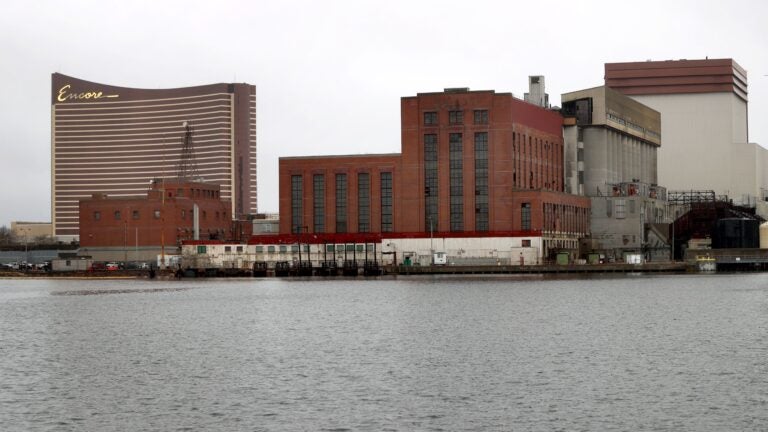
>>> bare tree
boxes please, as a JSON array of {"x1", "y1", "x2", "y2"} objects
[{"x1": 0, "y1": 226, "x2": 12, "y2": 245}]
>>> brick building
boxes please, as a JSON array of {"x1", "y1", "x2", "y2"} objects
[
  {"x1": 79, "y1": 180, "x2": 249, "y2": 262},
  {"x1": 277, "y1": 88, "x2": 590, "y2": 261}
]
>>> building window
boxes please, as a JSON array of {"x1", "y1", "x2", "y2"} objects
[
  {"x1": 313, "y1": 174, "x2": 325, "y2": 233},
  {"x1": 280, "y1": 245, "x2": 287, "y2": 253},
  {"x1": 197, "y1": 245, "x2": 206, "y2": 254},
  {"x1": 154, "y1": 210, "x2": 161, "y2": 219},
  {"x1": 449, "y1": 133, "x2": 463, "y2": 231},
  {"x1": 202, "y1": 211, "x2": 207, "y2": 220},
  {"x1": 236, "y1": 246, "x2": 243, "y2": 253},
  {"x1": 474, "y1": 110, "x2": 488, "y2": 125},
  {"x1": 114, "y1": 210, "x2": 121, "y2": 220},
  {"x1": 291, "y1": 175, "x2": 303, "y2": 234},
  {"x1": 381, "y1": 172, "x2": 393, "y2": 232},
  {"x1": 335, "y1": 173, "x2": 347, "y2": 233},
  {"x1": 474, "y1": 132, "x2": 489, "y2": 231},
  {"x1": 268, "y1": 245, "x2": 275, "y2": 253},
  {"x1": 522, "y1": 239, "x2": 531, "y2": 247},
  {"x1": 225, "y1": 246, "x2": 232, "y2": 253},
  {"x1": 449, "y1": 110, "x2": 463, "y2": 125},
  {"x1": 424, "y1": 134, "x2": 438, "y2": 231},
  {"x1": 424, "y1": 111, "x2": 438, "y2": 125},
  {"x1": 358, "y1": 173, "x2": 370, "y2": 232},
  {"x1": 93, "y1": 211, "x2": 101, "y2": 221},
  {"x1": 521, "y1": 203, "x2": 531, "y2": 230},
  {"x1": 255, "y1": 246, "x2": 264, "y2": 253},
  {"x1": 130, "y1": 210, "x2": 139, "y2": 220}
]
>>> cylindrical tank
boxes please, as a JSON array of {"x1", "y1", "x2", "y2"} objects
[{"x1": 760, "y1": 222, "x2": 768, "y2": 249}]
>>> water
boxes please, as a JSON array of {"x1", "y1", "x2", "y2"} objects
[{"x1": 1, "y1": 274, "x2": 767, "y2": 431}]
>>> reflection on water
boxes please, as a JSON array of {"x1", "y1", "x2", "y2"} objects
[{"x1": 1, "y1": 274, "x2": 767, "y2": 431}]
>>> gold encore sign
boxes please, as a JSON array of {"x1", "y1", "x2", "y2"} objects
[{"x1": 57, "y1": 84, "x2": 119, "y2": 102}]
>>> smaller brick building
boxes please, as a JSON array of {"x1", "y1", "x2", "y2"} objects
[{"x1": 79, "y1": 180, "x2": 248, "y2": 262}]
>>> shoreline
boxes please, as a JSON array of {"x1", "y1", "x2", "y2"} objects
[{"x1": 0, "y1": 262, "x2": 695, "y2": 279}]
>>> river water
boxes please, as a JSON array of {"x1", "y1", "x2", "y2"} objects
[{"x1": 1, "y1": 274, "x2": 767, "y2": 431}]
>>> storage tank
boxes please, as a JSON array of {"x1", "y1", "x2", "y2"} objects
[
  {"x1": 760, "y1": 222, "x2": 768, "y2": 249},
  {"x1": 713, "y1": 218, "x2": 759, "y2": 249}
]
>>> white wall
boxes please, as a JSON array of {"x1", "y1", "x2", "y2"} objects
[
  {"x1": 382, "y1": 236, "x2": 543, "y2": 265},
  {"x1": 578, "y1": 128, "x2": 658, "y2": 196},
  {"x1": 180, "y1": 236, "x2": 547, "y2": 268},
  {"x1": 629, "y1": 93, "x2": 760, "y2": 204}
]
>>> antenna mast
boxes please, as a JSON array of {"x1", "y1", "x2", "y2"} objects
[{"x1": 176, "y1": 121, "x2": 199, "y2": 181}]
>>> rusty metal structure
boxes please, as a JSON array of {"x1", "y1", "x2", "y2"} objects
[{"x1": 668, "y1": 190, "x2": 763, "y2": 259}]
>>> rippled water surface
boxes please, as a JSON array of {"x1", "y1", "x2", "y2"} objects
[{"x1": 1, "y1": 274, "x2": 767, "y2": 431}]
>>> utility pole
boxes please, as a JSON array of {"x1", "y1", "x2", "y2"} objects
[
  {"x1": 123, "y1": 219, "x2": 128, "y2": 264},
  {"x1": 429, "y1": 216, "x2": 434, "y2": 264},
  {"x1": 161, "y1": 180, "x2": 166, "y2": 270},
  {"x1": 670, "y1": 205, "x2": 676, "y2": 262},
  {"x1": 297, "y1": 225, "x2": 302, "y2": 268},
  {"x1": 23, "y1": 229, "x2": 29, "y2": 272}
]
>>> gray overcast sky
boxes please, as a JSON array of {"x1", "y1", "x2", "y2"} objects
[{"x1": 1, "y1": 0, "x2": 767, "y2": 226}]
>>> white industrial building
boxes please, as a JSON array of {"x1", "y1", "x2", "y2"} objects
[{"x1": 605, "y1": 58, "x2": 767, "y2": 213}]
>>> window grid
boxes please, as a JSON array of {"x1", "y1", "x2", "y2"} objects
[
  {"x1": 449, "y1": 110, "x2": 464, "y2": 125},
  {"x1": 474, "y1": 110, "x2": 488, "y2": 125},
  {"x1": 291, "y1": 175, "x2": 303, "y2": 234},
  {"x1": 358, "y1": 173, "x2": 370, "y2": 232},
  {"x1": 424, "y1": 134, "x2": 438, "y2": 231},
  {"x1": 313, "y1": 174, "x2": 325, "y2": 233},
  {"x1": 474, "y1": 132, "x2": 489, "y2": 231},
  {"x1": 449, "y1": 133, "x2": 463, "y2": 231},
  {"x1": 381, "y1": 172, "x2": 393, "y2": 232},
  {"x1": 335, "y1": 174, "x2": 347, "y2": 233},
  {"x1": 521, "y1": 203, "x2": 531, "y2": 231}
]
